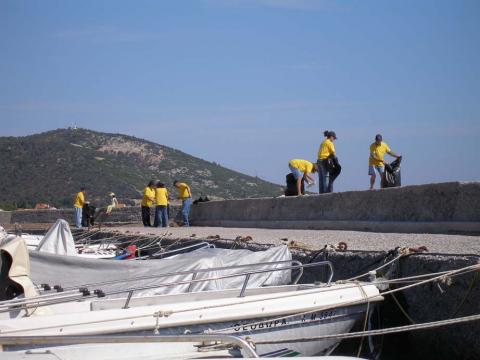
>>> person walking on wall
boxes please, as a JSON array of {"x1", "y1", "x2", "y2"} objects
[
  {"x1": 141, "y1": 180, "x2": 156, "y2": 227},
  {"x1": 73, "y1": 187, "x2": 86, "y2": 229},
  {"x1": 317, "y1": 131, "x2": 338, "y2": 193},
  {"x1": 154, "y1": 182, "x2": 169, "y2": 228},
  {"x1": 369, "y1": 134, "x2": 401, "y2": 189},
  {"x1": 174, "y1": 180, "x2": 192, "y2": 226},
  {"x1": 288, "y1": 159, "x2": 317, "y2": 196}
]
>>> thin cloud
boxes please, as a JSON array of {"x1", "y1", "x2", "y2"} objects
[
  {"x1": 0, "y1": 101, "x2": 113, "y2": 114},
  {"x1": 55, "y1": 25, "x2": 163, "y2": 43},
  {"x1": 203, "y1": 0, "x2": 342, "y2": 11}
]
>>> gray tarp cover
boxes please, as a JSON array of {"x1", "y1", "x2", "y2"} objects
[
  {"x1": 36, "y1": 219, "x2": 76, "y2": 256},
  {"x1": 29, "y1": 245, "x2": 292, "y2": 297}
]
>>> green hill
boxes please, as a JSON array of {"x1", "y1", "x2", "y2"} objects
[{"x1": 0, "y1": 128, "x2": 282, "y2": 209}]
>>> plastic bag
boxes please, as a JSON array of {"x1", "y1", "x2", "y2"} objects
[{"x1": 384, "y1": 156, "x2": 402, "y2": 188}]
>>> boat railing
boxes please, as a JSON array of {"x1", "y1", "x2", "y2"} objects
[
  {"x1": 53, "y1": 259, "x2": 305, "y2": 292},
  {"x1": 0, "y1": 260, "x2": 333, "y2": 312},
  {"x1": 0, "y1": 334, "x2": 260, "y2": 358},
  {"x1": 0, "y1": 259, "x2": 304, "y2": 311}
]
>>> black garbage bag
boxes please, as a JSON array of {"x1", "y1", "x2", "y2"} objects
[
  {"x1": 327, "y1": 156, "x2": 342, "y2": 183},
  {"x1": 384, "y1": 156, "x2": 402, "y2": 188},
  {"x1": 193, "y1": 196, "x2": 210, "y2": 205},
  {"x1": 285, "y1": 173, "x2": 305, "y2": 196},
  {"x1": 82, "y1": 204, "x2": 96, "y2": 227}
]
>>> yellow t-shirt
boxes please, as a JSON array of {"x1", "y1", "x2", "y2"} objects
[
  {"x1": 73, "y1": 191, "x2": 85, "y2": 208},
  {"x1": 369, "y1": 142, "x2": 391, "y2": 166},
  {"x1": 141, "y1": 186, "x2": 155, "y2": 207},
  {"x1": 176, "y1": 183, "x2": 191, "y2": 199},
  {"x1": 155, "y1": 188, "x2": 169, "y2": 206},
  {"x1": 317, "y1": 139, "x2": 335, "y2": 160},
  {"x1": 289, "y1": 159, "x2": 314, "y2": 174}
]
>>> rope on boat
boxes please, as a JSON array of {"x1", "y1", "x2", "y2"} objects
[
  {"x1": 253, "y1": 313, "x2": 480, "y2": 344},
  {"x1": 207, "y1": 263, "x2": 480, "y2": 334},
  {"x1": 451, "y1": 271, "x2": 478, "y2": 317},
  {"x1": 356, "y1": 281, "x2": 370, "y2": 357},
  {"x1": 390, "y1": 292, "x2": 415, "y2": 324},
  {"x1": 9, "y1": 261, "x2": 475, "y2": 315},
  {"x1": 346, "y1": 251, "x2": 404, "y2": 281}
]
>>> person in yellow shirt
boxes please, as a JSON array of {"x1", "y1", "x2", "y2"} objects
[
  {"x1": 288, "y1": 159, "x2": 317, "y2": 196},
  {"x1": 141, "y1": 180, "x2": 156, "y2": 227},
  {"x1": 174, "y1": 180, "x2": 192, "y2": 226},
  {"x1": 369, "y1": 134, "x2": 400, "y2": 189},
  {"x1": 154, "y1": 182, "x2": 169, "y2": 228},
  {"x1": 316, "y1": 131, "x2": 338, "y2": 193},
  {"x1": 73, "y1": 187, "x2": 86, "y2": 229}
]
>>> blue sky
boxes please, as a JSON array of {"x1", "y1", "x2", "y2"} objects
[{"x1": 1, "y1": 0, "x2": 479, "y2": 191}]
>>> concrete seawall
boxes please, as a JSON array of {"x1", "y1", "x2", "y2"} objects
[
  {"x1": 0, "y1": 206, "x2": 181, "y2": 226},
  {"x1": 190, "y1": 182, "x2": 480, "y2": 234}
]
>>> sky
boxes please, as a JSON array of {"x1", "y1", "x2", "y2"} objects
[{"x1": 1, "y1": 0, "x2": 479, "y2": 191}]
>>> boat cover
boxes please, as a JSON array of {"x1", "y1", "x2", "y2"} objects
[
  {"x1": 36, "y1": 219, "x2": 76, "y2": 256},
  {"x1": 0, "y1": 237, "x2": 54, "y2": 315},
  {"x1": 28, "y1": 244, "x2": 293, "y2": 297}
]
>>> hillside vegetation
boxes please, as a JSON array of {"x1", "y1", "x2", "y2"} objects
[{"x1": 0, "y1": 128, "x2": 281, "y2": 209}]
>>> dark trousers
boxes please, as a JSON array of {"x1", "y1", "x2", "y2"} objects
[
  {"x1": 141, "y1": 206, "x2": 151, "y2": 227},
  {"x1": 317, "y1": 160, "x2": 334, "y2": 193}
]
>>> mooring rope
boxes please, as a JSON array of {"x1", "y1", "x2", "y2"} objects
[
  {"x1": 347, "y1": 252, "x2": 404, "y2": 281},
  {"x1": 356, "y1": 281, "x2": 370, "y2": 357},
  {"x1": 253, "y1": 313, "x2": 480, "y2": 344},
  {"x1": 207, "y1": 263, "x2": 479, "y2": 334}
]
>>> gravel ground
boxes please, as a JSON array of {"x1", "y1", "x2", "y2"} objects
[{"x1": 110, "y1": 225, "x2": 480, "y2": 255}]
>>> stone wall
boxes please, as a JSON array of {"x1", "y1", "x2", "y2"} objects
[
  {"x1": 0, "y1": 206, "x2": 181, "y2": 226},
  {"x1": 0, "y1": 211, "x2": 12, "y2": 225},
  {"x1": 190, "y1": 182, "x2": 480, "y2": 234}
]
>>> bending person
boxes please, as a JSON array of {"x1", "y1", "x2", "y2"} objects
[
  {"x1": 288, "y1": 159, "x2": 317, "y2": 196},
  {"x1": 174, "y1": 180, "x2": 192, "y2": 226}
]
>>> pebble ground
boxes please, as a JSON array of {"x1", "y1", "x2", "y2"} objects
[{"x1": 110, "y1": 225, "x2": 480, "y2": 255}]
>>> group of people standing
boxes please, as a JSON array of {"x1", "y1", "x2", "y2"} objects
[
  {"x1": 141, "y1": 180, "x2": 192, "y2": 228},
  {"x1": 288, "y1": 132, "x2": 401, "y2": 196},
  {"x1": 73, "y1": 180, "x2": 192, "y2": 229},
  {"x1": 73, "y1": 189, "x2": 118, "y2": 228}
]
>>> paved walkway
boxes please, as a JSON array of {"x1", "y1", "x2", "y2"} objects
[{"x1": 110, "y1": 225, "x2": 480, "y2": 256}]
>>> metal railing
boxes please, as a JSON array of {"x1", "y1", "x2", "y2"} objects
[
  {"x1": 0, "y1": 260, "x2": 334, "y2": 313},
  {"x1": 0, "y1": 334, "x2": 259, "y2": 358}
]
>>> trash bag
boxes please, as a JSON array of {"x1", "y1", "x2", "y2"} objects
[
  {"x1": 285, "y1": 173, "x2": 305, "y2": 196},
  {"x1": 384, "y1": 156, "x2": 402, "y2": 188},
  {"x1": 327, "y1": 156, "x2": 342, "y2": 183},
  {"x1": 193, "y1": 196, "x2": 210, "y2": 205},
  {"x1": 82, "y1": 204, "x2": 96, "y2": 227}
]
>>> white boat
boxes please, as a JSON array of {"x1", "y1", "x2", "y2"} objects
[{"x1": 0, "y1": 236, "x2": 383, "y2": 357}]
